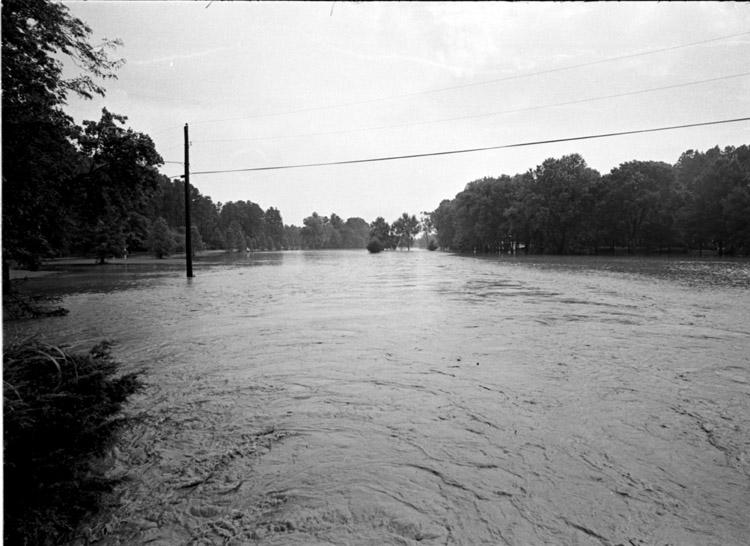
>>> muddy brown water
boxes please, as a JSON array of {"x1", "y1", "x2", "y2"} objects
[{"x1": 7, "y1": 251, "x2": 750, "y2": 545}]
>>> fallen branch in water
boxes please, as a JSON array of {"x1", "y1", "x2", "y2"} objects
[{"x1": 3, "y1": 339, "x2": 141, "y2": 545}]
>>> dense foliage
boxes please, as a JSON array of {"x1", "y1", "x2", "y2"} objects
[
  {"x1": 299, "y1": 212, "x2": 370, "y2": 249},
  {"x1": 430, "y1": 149, "x2": 750, "y2": 255},
  {"x1": 1, "y1": 0, "x2": 162, "y2": 270},
  {"x1": 367, "y1": 238, "x2": 385, "y2": 253},
  {"x1": 366, "y1": 214, "x2": 427, "y2": 251},
  {"x1": 3, "y1": 340, "x2": 141, "y2": 544}
]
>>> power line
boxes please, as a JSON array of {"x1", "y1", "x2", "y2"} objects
[
  {"x1": 188, "y1": 30, "x2": 750, "y2": 126},
  {"x1": 183, "y1": 116, "x2": 750, "y2": 176},
  {"x1": 195, "y1": 71, "x2": 750, "y2": 144}
]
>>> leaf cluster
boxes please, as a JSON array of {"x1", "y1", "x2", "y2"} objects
[{"x1": 2, "y1": 0, "x2": 122, "y2": 115}]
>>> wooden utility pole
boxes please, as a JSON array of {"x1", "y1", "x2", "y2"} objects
[{"x1": 184, "y1": 123, "x2": 194, "y2": 278}]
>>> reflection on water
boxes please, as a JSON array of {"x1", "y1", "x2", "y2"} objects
[{"x1": 8, "y1": 252, "x2": 750, "y2": 545}]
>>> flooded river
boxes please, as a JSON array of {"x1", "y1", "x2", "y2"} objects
[{"x1": 8, "y1": 251, "x2": 750, "y2": 545}]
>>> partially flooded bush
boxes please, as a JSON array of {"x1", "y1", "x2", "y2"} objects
[
  {"x1": 367, "y1": 238, "x2": 384, "y2": 253},
  {"x1": 3, "y1": 339, "x2": 141, "y2": 545}
]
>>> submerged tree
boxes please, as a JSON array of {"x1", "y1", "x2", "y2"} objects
[
  {"x1": 225, "y1": 220, "x2": 247, "y2": 252},
  {"x1": 301, "y1": 212, "x2": 326, "y2": 249},
  {"x1": 341, "y1": 217, "x2": 370, "y2": 249},
  {"x1": 148, "y1": 217, "x2": 175, "y2": 258},
  {"x1": 676, "y1": 146, "x2": 750, "y2": 255},
  {"x1": 366, "y1": 238, "x2": 384, "y2": 254},
  {"x1": 597, "y1": 160, "x2": 677, "y2": 253},
  {"x1": 189, "y1": 226, "x2": 204, "y2": 256},
  {"x1": 431, "y1": 200, "x2": 455, "y2": 250},
  {"x1": 369, "y1": 217, "x2": 392, "y2": 250},
  {"x1": 90, "y1": 214, "x2": 127, "y2": 264},
  {"x1": 264, "y1": 207, "x2": 285, "y2": 250},
  {"x1": 525, "y1": 154, "x2": 600, "y2": 254},
  {"x1": 392, "y1": 213, "x2": 420, "y2": 250}
]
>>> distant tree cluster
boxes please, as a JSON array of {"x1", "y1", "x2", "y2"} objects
[
  {"x1": 366, "y1": 213, "x2": 421, "y2": 253},
  {"x1": 136, "y1": 177, "x2": 296, "y2": 256},
  {"x1": 431, "y1": 148, "x2": 750, "y2": 256},
  {"x1": 298, "y1": 212, "x2": 370, "y2": 249}
]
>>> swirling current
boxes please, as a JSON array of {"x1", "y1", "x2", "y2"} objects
[{"x1": 7, "y1": 251, "x2": 750, "y2": 545}]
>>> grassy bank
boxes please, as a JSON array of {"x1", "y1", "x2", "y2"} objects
[{"x1": 3, "y1": 339, "x2": 141, "y2": 544}]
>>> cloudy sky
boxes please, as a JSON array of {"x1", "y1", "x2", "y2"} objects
[{"x1": 62, "y1": 1, "x2": 750, "y2": 226}]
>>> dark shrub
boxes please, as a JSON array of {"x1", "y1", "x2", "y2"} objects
[
  {"x1": 3, "y1": 340, "x2": 141, "y2": 544},
  {"x1": 367, "y1": 238, "x2": 384, "y2": 253}
]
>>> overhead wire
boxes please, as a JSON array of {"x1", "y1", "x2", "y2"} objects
[
  {"x1": 170, "y1": 116, "x2": 750, "y2": 177},
  {"x1": 193, "y1": 71, "x2": 750, "y2": 144},
  {"x1": 186, "y1": 30, "x2": 750, "y2": 126}
]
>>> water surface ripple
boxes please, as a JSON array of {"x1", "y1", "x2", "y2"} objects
[{"x1": 9, "y1": 252, "x2": 750, "y2": 545}]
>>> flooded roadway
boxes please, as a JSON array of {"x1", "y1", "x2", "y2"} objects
[{"x1": 8, "y1": 251, "x2": 750, "y2": 545}]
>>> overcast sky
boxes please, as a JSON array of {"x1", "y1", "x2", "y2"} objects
[{"x1": 62, "y1": 1, "x2": 750, "y2": 226}]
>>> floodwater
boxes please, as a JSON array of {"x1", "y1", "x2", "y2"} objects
[{"x1": 7, "y1": 251, "x2": 750, "y2": 545}]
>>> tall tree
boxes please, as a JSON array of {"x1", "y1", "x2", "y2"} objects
[
  {"x1": 369, "y1": 217, "x2": 392, "y2": 248},
  {"x1": 326, "y1": 213, "x2": 344, "y2": 248},
  {"x1": 219, "y1": 200, "x2": 265, "y2": 249},
  {"x1": 450, "y1": 176, "x2": 517, "y2": 253},
  {"x1": 341, "y1": 217, "x2": 370, "y2": 248},
  {"x1": 431, "y1": 200, "x2": 455, "y2": 250},
  {"x1": 676, "y1": 146, "x2": 750, "y2": 255},
  {"x1": 392, "y1": 213, "x2": 420, "y2": 250},
  {"x1": 225, "y1": 220, "x2": 246, "y2": 252},
  {"x1": 2, "y1": 0, "x2": 122, "y2": 271},
  {"x1": 527, "y1": 154, "x2": 600, "y2": 254},
  {"x1": 284, "y1": 225, "x2": 302, "y2": 249},
  {"x1": 598, "y1": 161, "x2": 676, "y2": 253},
  {"x1": 301, "y1": 212, "x2": 326, "y2": 249},
  {"x1": 264, "y1": 207, "x2": 285, "y2": 250},
  {"x1": 148, "y1": 217, "x2": 176, "y2": 258},
  {"x1": 71, "y1": 109, "x2": 163, "y2": 262}
]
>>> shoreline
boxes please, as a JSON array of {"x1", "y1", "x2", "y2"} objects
[{"x1": 7, "y1": 250, "x2": 229, "y2": 280}]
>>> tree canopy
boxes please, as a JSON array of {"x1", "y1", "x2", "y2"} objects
[
  {"x1": 392, "y1": 213, "x2": 420, "y2": 250},
  {"x1": 430, "y1": 147, "x2": 750, "y2": 256},
  {"x1": 2, "y1": 0, "x2": 123, "y2": 269}
]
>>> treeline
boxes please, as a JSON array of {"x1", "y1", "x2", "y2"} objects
[
  {"x1": 147, "y1": 185, "x2": 378, "y2": 254},
  {"x1": 146, "y1": 177, "x2": 289, "y2": 254},
  {"x1": 2, "y1": 0, "x2": 310, "y2": 270},
  {"x1": 0, "y1": 0, "x2": 383, "y2": 269},
  {"x1": 293, "y1": 211, "x2": 422, "y2": 252},
  {"x1": 430, "y1": 147, "x2": 750, "y2": 256},
  {"x1": 295, "y1": 213, "x2": 369, "y2": 249}
]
